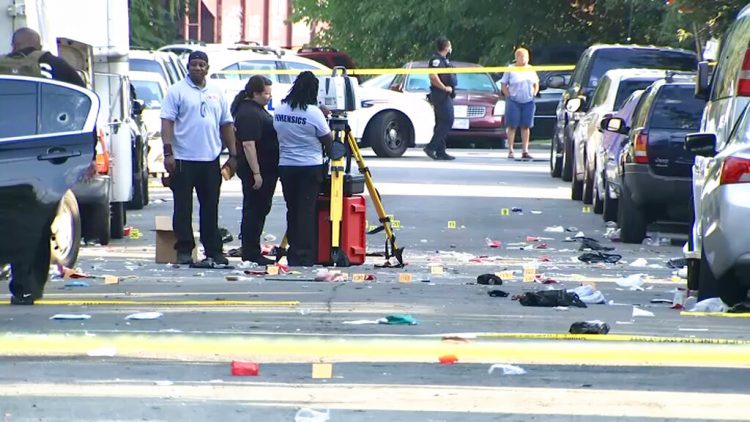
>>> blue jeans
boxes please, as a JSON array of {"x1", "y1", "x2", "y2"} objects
[{"x1": 505, "y1": 99, "x2": 535, "y2": 128}]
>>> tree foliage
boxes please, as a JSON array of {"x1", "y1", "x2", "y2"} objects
[
  {"x1": 292, "y1": 0, "x2": 744, "y2": 68},
  {"x1": 129, "y1": 0, "x2": 192, "y2": 49}
]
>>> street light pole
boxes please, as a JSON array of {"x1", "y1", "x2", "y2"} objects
[{"x1": 626, "y1": 0, "x2": 634, "y2": 42}]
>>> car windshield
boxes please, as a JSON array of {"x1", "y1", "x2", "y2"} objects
[
  {"x1": 588, "y1": 50, "x2": 696, "y2": 88},
  {"x1": 130, "y1": 59, "x2": 167, "y2": 81},
  {"x1": 649, "y1": 85, "x2": 704, "y2": 130},
  {"x1": 406, "y1": 72, "x2": 496, "y2": 93},
  {"x1": 362, "y1": 74, "x2": 396, "y2": 89},
  {"x1": 613, "y1": 79, "x2": 657, "y2": 110},
  {"x1": 132, "y1": 80, "x2": 163, "y2": 109}
]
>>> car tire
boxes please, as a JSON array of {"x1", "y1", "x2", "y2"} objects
[
  {"x1": 550, "y1": 129, "x2": 562, "y2": 178},
  {"x1": 697, "y1": 250, "x2": 747, "y2": 305},
  {"x1": 618, "y1": 181, "x2": 647, "y2": 244},
  {"x1": 592, "y1": 172, "x2": 604, "y2": 215},
  {"x1": 367, "y1": 111, "x2": 411, "y2": 158},
  {"x1": 582, "y1": 159, "x2": 594, "y2": 205},
  {"x1": 561, "y1": 135, "x2": 573, "y2": 182},
  {"x1": 127, "y1": 143, "x2": 149, "y2": 210},
  {"x1": 570, "y1": 152, "x2": 583, "y2": 200},
  {"x1": 91, "y1": 201, "x2": 111, "y2": 246},
  {"x1": 602, "y1": 180, "x2": 618, "y2": 223},
  {"x1": 110, "y1": 201, "x2": 125, "y2": 239},
  {"x1": 50, "y1": 190, "x2": 81, "y2": 268},
  {"x1": 697, "y1": 250, "x2": 719, "y2": 301}
]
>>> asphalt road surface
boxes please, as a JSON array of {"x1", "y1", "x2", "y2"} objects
[{"x1": 2, "y1": 149, "x2": 749, "y2": 421}]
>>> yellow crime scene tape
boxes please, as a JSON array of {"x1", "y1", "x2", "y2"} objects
[{"x1": 217, "y1": 64, "x2": 575, "y2": 77}]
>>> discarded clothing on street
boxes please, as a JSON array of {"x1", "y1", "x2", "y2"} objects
[
  {"x1": 577, "y1": 237, "x2": 615, "y2": 251},
  {"x1": 667, "y1": 257, "x2": 687, "y2": 269},
  {"x1": 568, "y1": 285, "x2": 606, "y2": 304},
  {"x1": 378, "y1": 314, "x2": 418, "y2": 325},
  {"x1": 488, "y1": 289, "x2": 509, "y2": 298},
  {"x1": 477, "y1": 274, "x2": 503, "y2": 285},
  {"x1": 688, "y1": 297, "x2": 729, "y2": 313},
  {"x1": 569, "y1": 320, "x2": 610, "y2": 334},
  {"x1": 728, "y1": 303, "x2": 750, "y2": 313},
  {"x1": 578, "y1": 252, "x2": 622, "y2": 264},
  {"x1": 516, "y1": 290, "x2": 587, "y2": 308}
]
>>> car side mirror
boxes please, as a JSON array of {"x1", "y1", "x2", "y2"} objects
[
  {"x1": 695, "y1": 61, "x2": 710, "y2": 100},
  {"x1": 600, "y1": 117, "x2": 628, "y2": 135},
  {"x1": 566, "y1": 97, "x2": 584, "y2": 113},
  {"x1": 685, "y1": 132, "x2": 717, "y2": 157},
  {"x1": 547, "y1": 75, "x2": 567, "y2": 89},
  {"x1": 132, "y1": 99, "x2": 145, "y2": 117}
]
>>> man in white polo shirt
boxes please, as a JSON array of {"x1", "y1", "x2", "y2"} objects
[{"x1": 160, "y1": 51, "x2": 238, "y2": 266}]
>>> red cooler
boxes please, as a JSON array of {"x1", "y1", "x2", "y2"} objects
[{"x1": 317, "y1": 195, "x2": 367, "y2": 266}]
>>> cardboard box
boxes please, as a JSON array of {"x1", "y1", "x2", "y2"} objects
[{"x1": 154, "y1": 216, "x2": 197, "y2": 263}]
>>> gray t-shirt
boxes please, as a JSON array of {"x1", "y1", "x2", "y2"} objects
[
  {"x1": 160, "y1": 77, "x2": 233, "y2": 161},
  {"x1": 501, "y1": 66, "x2": 539, "y2": 104},
  {"x1": 273, "y1": 102, "x2": 331, "y2": 166}
]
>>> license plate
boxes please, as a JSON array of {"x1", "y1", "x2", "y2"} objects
[
  {"x1": 452, "y1": 119, "x2": 470, "y2": 130},
  {"x1": 454, "y1": 105, "x2": 468, "y2": 118}
]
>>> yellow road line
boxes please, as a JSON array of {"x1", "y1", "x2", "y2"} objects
[
  {"x1": 2, "y1": 333, "x2": 750, "y2": 368},
  {"x1": 26, "y1": 300, "x2": 300, "y2": 307},
  {"x1": 0, "y1": 382, "x2": 746, "y2": 420},
  {"x1": 681, "y1": 311, "x2": 750, "y2": 318},
  {"x1": 218, "y1": 64, "x2": 576, "y2": 76}
]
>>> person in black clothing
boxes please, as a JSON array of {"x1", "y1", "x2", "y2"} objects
[
  {"x1": 423, "y1": 36, "x2": 457, "y2": 161},
  {"x1": 8, "y1": 27, "x2": 85, "y2": 87},
  {"x1": 231, "y1": 76, "x2": 279, "y2": 265},
  {"x1": 5, "y1": 28, "x2": 87, "y2": 305}
]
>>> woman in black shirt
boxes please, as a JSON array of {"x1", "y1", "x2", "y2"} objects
[{"x1": 232, "y1": 76, "x2": 279, "y2": 265}]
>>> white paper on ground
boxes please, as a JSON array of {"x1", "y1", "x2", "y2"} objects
[
  {"x1": 488, "y1": 363, "x2": 526, "y2": 375},
  {"x1": 50, "y1": 314, "x2": 91, "y2": 320},
  {"x1": 630, "y1": 258, "x2": 649, "y2": 267},
  {"x1": 294, "y1": 407, "x2": 330, "y2": 422},
  {"x1": 632, "y1": 307, "x2": 655, "y2": 317},
  {"x1": 616, "y1": 274, "x2": 646, "y2": 290},
  {"x1": 544, "y1": 226, "x2": 565, "y2": 233},
  {"x1": 125, "y1": 312, "x2": 163, "y2": 320}
]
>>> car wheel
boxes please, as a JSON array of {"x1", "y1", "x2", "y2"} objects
[
  {"x1": 570, "y1": 153, "x2": 583, "y2": 200},
  {"x1": 50, "y1": 190, "x2": 81, "y2": 268},
  {"x1": 550, "y1": 129, "x2": 562, "y2": 178},
  {"x1": 90, "y1": 201, "x2": 112, "y2": 245},
  {"x1": 561, "y1": 135, "x2": 573, "y2": 182},
  {"x1": 110, "y1": 201, "x2": 125, "y2": 239},
  {"x1": 697, "y1": 250, "x2": 747, "y2": 305},
  {"x1": 367, "y1": 111, "x2": 411, "y2": 158},
  {"x1": 618, "y1": 181, "x2": 647, "y2": 244},
  {"x1": 602, "y1": 180, "x2": 618, "y2": 223},
  {"x1": 127, "y1": 144, "x2": 148, "y2": 210},
  {"x1": 582, "y1": 159, "x2": 594, "y2": 205}
]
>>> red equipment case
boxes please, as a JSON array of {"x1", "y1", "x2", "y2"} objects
[{"x1": 316, "y1": 195, "x2": 367, "y2": 266}]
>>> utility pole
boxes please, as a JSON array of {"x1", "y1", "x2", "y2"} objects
[{"x1": 626, "y1": 0, "x2": 634, "y2": 42}]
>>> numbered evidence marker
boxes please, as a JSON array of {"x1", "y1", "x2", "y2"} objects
[
  {"x1": 312, "y1": 363, "x2": 333, "y2": 379},
  {"x1": 104, "y1": 275, "x2": 120, "y2": 285},
  {"x1": 447, "y1": 220, "x2": 457, "y2": 229},
  {"x1": 399, "y1": 273, "x2": 413, "y2": 283},
  {"x1": 496, "y1": 271, "x2": 514, "y2": 280},
  {"x1": 430, "y1": 266, "x2": 444, "y2": 275},
  {"x1": 522, "y1": 265, "x2": 537, "y2": 283},
  {"x1": 392, "y1": 220, "x2": 401, "y2": 229},
  {"x1": 352, "y1": 273, "x2": 367, "y2": 282},
  {"x1": 266, "y1": 265, "x2": 280, "y2": 275},
  {"x1": 582, "y1": 205, "x2": 592, "y2": 213},
  {"x1": 501, "y1": 208, "x2": 510, "y2": 216}
]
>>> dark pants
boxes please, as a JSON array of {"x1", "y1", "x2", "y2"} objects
[
  {"x1": 170, "y1": 158, "x2": 222, "y2": 257},
  {"x1": 426, "y1": 92, "x2": 454, "y2": 154},
  {"x1": 279, "y1": 165, "x2": 324, "y2": 266},
  {"x1": 238, "y1": 166, "x2": 278, "y2": 259},
  {"x1": 9, "y1": 210, "x2": 53, "y2": 299}
]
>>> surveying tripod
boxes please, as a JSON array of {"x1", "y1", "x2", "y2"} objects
[{"x1": 275, "y1": 113, "x2": 404, "y2": 268}]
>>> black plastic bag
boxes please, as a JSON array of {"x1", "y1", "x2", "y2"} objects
[{"x1": 518, "y1": 290, "x2": 587, "y2": 308}]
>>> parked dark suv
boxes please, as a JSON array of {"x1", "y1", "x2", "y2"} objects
[
  {"x1": 600, "y1": 74, "x2": 706, "y2": 243},
  {"x1": 548, "y1": 44, "x2": 698, "y2": 181}
]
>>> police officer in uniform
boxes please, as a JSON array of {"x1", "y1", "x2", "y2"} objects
[{"x1": 423, "y1": 36, "x2": 457, "y2": 161}]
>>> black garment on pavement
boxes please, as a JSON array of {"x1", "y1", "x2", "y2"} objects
[
  {"x1": 578, "y1": 237, "x2": 615, "y2": 251},
  {"x1": 233, "y1": 98, "x2": 280, "y2": 260},
  {"x1": 279, "y1": 164, "x2": 325, "y2": 266},
  {"x1": 518, "y1": 290, "x2": 587, "y2": 308},
  {"x1": 9, "y1": 47, "x2": 85, "y2": 87},
  {"x1": 488, "y1": 289, "x2": 509, "y2": 298},
  {"x1": 569, "y1": 321, "x2": 610, "y2": 334},
  {"x1": 578, "y1": 252, "x2": 622, "y2": 264},
  {"x1": 170, "y1": 157, "x2": 223, "y2": 257},
  {"x1": 477, "y1": 274, "x2": 503, "y2": 285}
]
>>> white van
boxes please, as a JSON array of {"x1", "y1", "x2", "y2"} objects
[{"x1": 685, "y1": 3, "x2": 750, "y2": 288}]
